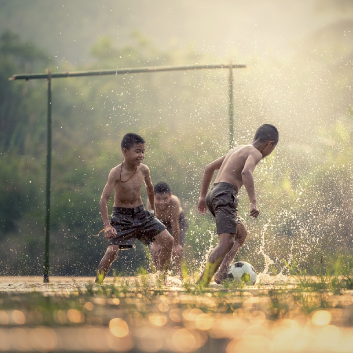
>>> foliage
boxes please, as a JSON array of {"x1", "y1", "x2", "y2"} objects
[{"x1": 1, "y1": 29, "x2": 353, "y2": 277}]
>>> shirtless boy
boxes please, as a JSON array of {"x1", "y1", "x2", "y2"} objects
[
  {"x1": 147, "y1": 182, "x2": 188, "y2": 276},
  {"x1": 197, "y1": 124, "x2": 279, "y2": 286},
  {"x1": 96, "y1": 133, "x2": 174, "y2": 283}
]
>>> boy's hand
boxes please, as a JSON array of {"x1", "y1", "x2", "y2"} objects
[
  {"x1": 104, "y1": 225, "x2": 117, "y2": 239},
  {"x1": 250, "y1": 202, "x2": 259, "y2": 218},
  {"x1": 197, "y1": 197, "x2": 207, "y2": 215}
]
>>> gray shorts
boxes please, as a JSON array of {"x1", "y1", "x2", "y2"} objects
[
  {"x1": 109, "y1": 205, "x2": 166, "y2": 248},
  {"x1": 162, "y1": 212, "x2": 188, "y2": 246},
  {"x1": 206, "y1": 182, "x2": 242, "y2": 234}
]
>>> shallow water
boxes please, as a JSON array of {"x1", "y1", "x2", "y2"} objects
[
  {"x1": 1, "y1": 276, "x2": 353, "y2": 352},
  {"x1": 0, "y1": 273, "x2": 294, "y2": 293}
]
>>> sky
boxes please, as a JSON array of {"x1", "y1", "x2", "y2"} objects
[{"x1": 1, "y1": 0, "x2": 351, "y2": 64}]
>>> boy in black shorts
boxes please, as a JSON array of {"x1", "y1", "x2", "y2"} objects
[
  {"x1": 147, "y1": 182, "x2": 188, "y2": 276},
  {"x1": 197, "y1": 124, "x2": 279, "y2": 286},
  {"x1": 96, "y1": 133, "x2": 174, "y2": 283}
]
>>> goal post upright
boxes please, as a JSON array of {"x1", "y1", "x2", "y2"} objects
[
  {"x1": 44, "y1": 69, "x2": 52, "y2": 283},
  {"x1": 229, "y1": 64, "x2": 234, "y2": 149}
]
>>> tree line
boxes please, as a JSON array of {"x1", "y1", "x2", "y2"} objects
[{"x1": 1, "y1": 29, "x2": 353, "y2": 276}]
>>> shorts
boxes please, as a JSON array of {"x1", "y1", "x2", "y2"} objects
[
  {"x1": 163, "y1": 212, "x2": 189, "y2": 246},
  {"x1": 108, "y1": 205, "x2": 166, "y2": 248},
  {"x1": 206, "y1": 182, "x2": 242, "y2": 234}
]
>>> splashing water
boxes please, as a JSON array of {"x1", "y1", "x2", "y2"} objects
[
  {"x1": 197, "y1": 229, "x2": 217, "y2": 276},
  {"x1": 256, "y1": 222, "x2": 288, "y2": 284}
]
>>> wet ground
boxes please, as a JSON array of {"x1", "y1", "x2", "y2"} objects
[{"x1": 0, "y1": 275, "x2": 353, "y2": 353}]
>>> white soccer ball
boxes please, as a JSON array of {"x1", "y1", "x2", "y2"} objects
[{"x1": 227, "y1": 261, "x2": 257, "y2": 285}]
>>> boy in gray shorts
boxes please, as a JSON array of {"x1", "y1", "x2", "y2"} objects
[
  {"x1": 147, "y1": 182, "x2": 188, "y2": 276},
  {"x1": 197, "y1": 124, "x2": 279, "y2": 286},
  {"x1": 96, "y1": 133, "x2": 174, "y2": 283}
]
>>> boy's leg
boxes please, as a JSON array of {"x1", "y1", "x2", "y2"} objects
[
  {"x1": 172, "y1": 214, "x2": 187, "y2": 277},
  {"x1": 95, "y1": 244, "x2": 120, "y2": 283},
  {"x1": 198, "y1": 233, "x2": 235, "y2": 287},
  {"x1": 172, "y1": 244, "x2": 183, "y2": 277},
  {"x1": 214, "y1": 223, "x2": 247, "y2": 284},
  {"x1": 150, "y1": 229, "x2": 174, "y2": 273}
]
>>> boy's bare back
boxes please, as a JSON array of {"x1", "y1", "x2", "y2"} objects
[{"x1": 214, "y1": 145, "x2": 262, "y2": 191}]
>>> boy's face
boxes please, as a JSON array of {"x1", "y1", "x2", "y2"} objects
[
  {"x1": 123, "y1": 143, "x2": 145, "y2": 165},
  {"x1": 262, "y1": 141, "x2": 276, "y2": 157},
  {"x1": 155, "y1": 192, "x2": 172, "y2": 210}
]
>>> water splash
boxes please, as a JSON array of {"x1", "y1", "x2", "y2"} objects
[{"x1": 256, "y1": 222, "x2": 276, "y2": 284}]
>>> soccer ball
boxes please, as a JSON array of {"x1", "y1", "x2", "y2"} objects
[{"x1": 227, "y1": 261, "x2": 257, "y2": 285}]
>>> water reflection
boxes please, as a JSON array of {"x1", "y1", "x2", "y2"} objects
[{"x1": 1, "y1": 276, "x2": 353, "y2": 352}]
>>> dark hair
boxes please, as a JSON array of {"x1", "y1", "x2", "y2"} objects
[
  {"x1": 154, "y1": 182, "x2": 171, "y2": 195},
  {"x1": 254, "y1": 124, "x2": 279, "y2": 144},
  {"x1": 121, "y1": 133, "x2": 145, "y2": 150}
]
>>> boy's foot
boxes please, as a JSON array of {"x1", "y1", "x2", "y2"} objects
[
  {"x1": 95, "y1": 270, "x2": 105, "y2": 284},
  {"x1": 214, "y1": 271, "x2": 228, "y2": 284}
]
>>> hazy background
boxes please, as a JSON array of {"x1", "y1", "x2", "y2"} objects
[
  {"x1": 1, "y1": 0, "x2": 353, "y2": 277},
  {"x1": 1, "y1": 0, "x2": 351, "y2": 63}
]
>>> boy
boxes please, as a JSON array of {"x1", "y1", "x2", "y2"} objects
[
  {"x1": 197, "y1": 124, "x2": 279, "y2": 286},
  {"x1": 147, "y1": 182, "x2": 188, "y2": 276},
  {"x1": 96, "y1": 133, "x2": 174, "y2": 283}
]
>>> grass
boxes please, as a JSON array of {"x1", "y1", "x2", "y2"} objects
[
  {"x1": 1, "y1": 256, "x2": 353, "y2": 352},
  {"x1": 282, "y1": 255, "x2": 353, "y2": 294}
]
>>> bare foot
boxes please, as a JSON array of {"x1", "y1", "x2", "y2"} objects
[{"x1": 214, "y1": 271, "x2": 228, "y2": 284}]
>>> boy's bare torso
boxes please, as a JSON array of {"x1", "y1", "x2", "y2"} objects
[
  {"x1": 156, "y1": 195, "x2": 182, "y2": 223},
  {"x1": 215, "y1": 145, "x2": 262, "y2": 190},
  {"x1": 111, "y1": 163, "x2": 148, "y2": 208}
]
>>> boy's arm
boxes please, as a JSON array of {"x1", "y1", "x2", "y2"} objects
[
  {"x1": 100, "y1": 169, "x2": 118, "y2": 239},
  {"x1": 197, "y1": 155, "x2": 226, "y2": 214},
  {"x1": 241, "y1": 151, "x2": 262, "y2": 218},
  {"x1": 143, "y1": 165, "x2": 155, "y2": 213},
  {"x1": 171, "y1": 198, "x2": 181, "y2": 245}
]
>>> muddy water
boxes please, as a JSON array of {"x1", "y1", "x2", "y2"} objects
[{"x1": 0, "y1": 276, "x2": 353, "y2": 352}]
